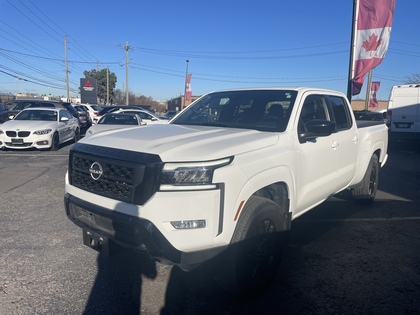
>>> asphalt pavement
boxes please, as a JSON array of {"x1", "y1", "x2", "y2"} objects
[{"x1": 0, "y1": 140, "x2": 419, "y2": 314}]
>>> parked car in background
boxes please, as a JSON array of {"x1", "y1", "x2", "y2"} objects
[
  {"x1": 387, "y1": 84, "x2": 420, "y2": 141},
  {"x1": 374, "y1": 109, "x2": 387, "y2": 122},
  {"x1": 5, "y1": 100, "x2": 88, "y2": 128},
  {"x1": 0, "y1": 103, "x2": 8, "y2": 123},
  {"x1": 164, "y1": 110, "x2": 179, "y2": 120},
  {"x1": 0, "y1": 108, "x2": 80, "y2": 151},
  {"x1": 86, "y1": 113, "x2": 146, "y2": 136},
  {"x1": 73, "y1": 103, "x2": 101, "y2": 122},
  {"x1": 73, "y1": 105, "x2": 92, "y2": 128},
  {"x1": 140, "y1": 105, "x2": 155, "y2": 113},
  {"x1": 4, "y1": 101, "x2": 13, "y2": 110},
  {"x1": 113, "y1": 109, "x2": 168, "y2": 124},
  {"x1": 93, "y1": 105, "x2": 145, "y2": 123}
]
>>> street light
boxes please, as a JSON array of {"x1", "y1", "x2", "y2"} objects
[{"x1": 184, "y1": 60, "x2": 189, "y2": 109}]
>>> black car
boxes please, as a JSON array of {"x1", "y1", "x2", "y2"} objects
[
  {"x1": 94, "y1": 105, "x2": 145, "y2": 123},
  {"x1": 164, "y1": 110, "x2": 179, "y2": 120},
  {"x1": 0, "y1": 103, "x2": 8, "y2": 123},
  {"x1": 73, "y1": 105, "x2": 92, "y2": 128},
  {"x1": 5, "y1": 100, "x2": 88, "y2": 127}
]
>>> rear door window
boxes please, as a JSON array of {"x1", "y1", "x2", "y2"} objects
[{"x1": 327, "y1": 96, "x2": 352, "y2": 130}]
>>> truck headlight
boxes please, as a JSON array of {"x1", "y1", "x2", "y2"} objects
[
  {"x1": 160, "y1": 157, "x2": 232, "y2": 191},
  {"x1": 34, "y1": 129, "x2": 52, "y2": 135}
]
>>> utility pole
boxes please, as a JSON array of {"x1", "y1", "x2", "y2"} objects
[
  {"x1": 106, "y1": 66, "x2": 109, "y2": 105},
  {"x1": 364, "y1": 70, "x2": 372, "y2": 111},
  {"x1": 64, "y1": 35, "x2": 70, "y2": 101},
  {"x1": 184, "y1": 60, "x2": 189, "y2": 109},
  {"x1": 125, "y1": 41, "x2": 130, "y2": 105}
]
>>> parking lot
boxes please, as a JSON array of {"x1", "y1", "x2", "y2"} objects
[{"x1": 1, "y1": 140, "x2": 420, "y2": 314}]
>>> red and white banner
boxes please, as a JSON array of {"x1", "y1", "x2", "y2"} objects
[
  {"x1": 369, "y1": 81, "x2": 381, "y2": 107},
  {"x1": 351, "y1": 0, "x2": 396, "y2": 95},
  {"x1": 185, "y1": 74, "x2": 192, "y2": 101}
]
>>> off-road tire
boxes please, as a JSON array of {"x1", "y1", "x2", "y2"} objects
[
  {"x1": 352, "y1": 154, "x2": 379, "y2": 203},
  {"x1": 217, "y1": 196, "x2": 289, "y2": 297}
]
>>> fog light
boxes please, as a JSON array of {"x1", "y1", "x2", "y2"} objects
[
  {"x1": 36, "y1": 140, "x2": 49, "y2": 145},
  {"x1": 171, "y1": 220, "x2": 206, "y2": 229}
]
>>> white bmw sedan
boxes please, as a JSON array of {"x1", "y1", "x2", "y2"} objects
[{"x1": 0, "y1": 108, "x2": 80, "y2": 151}]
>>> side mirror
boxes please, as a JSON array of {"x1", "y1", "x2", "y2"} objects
[
  {"x1": 299, "y1": 119, "x2": 336, "y2": 142},
  {"x1": 60, "y1": 116, "x2": 69, "y2": 122}
]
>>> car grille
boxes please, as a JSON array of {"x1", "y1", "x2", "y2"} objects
[
  {"x1": 69, "y1": 143, "x2": 162, "y2": 205},
  {"x1": 6, "y1": 131, "x2": 31, "y2": 137},
  {"x1": 5, "y1": 142, "x2": 32, "y2": 147}
]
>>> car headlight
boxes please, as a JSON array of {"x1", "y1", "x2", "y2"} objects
[
  {"x1": 160, "y1": 157, "x2": 232, "y2": 191},
  {"x1": 33, "y1": 129, "x2": 52, "y2": 135}
]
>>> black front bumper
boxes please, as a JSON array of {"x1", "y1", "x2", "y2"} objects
[{"x1": 64, "y1": 193, "x2": 226, "y2": 271}]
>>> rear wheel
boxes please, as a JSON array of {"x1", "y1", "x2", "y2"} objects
[
  {"x1": 352, "y1": 154, "x2": 379, "y2": 203},
  {"x1": 217, "y1": 196, "x2": 290, "y2": 297},
  {"x1": 73, "y1": 127, "x2": 80, "y2": 143},
  {"x1": 50, "y1": 132, "x2": 59, "y2": 151}
]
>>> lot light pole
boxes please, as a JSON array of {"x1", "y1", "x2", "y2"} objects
[
  {"x1": 184, "y1": 60, "x2": 189, "y2": 109},
  {"x1": 125, "y1": 41, "x2": 130, "y2": 105}
]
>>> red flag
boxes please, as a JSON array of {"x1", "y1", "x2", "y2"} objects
[
  {"x1": 369, "y1": 81, "x2": 381, "y2": 107},
  {"x1": 352, "y1": 0, "x2": 395, "y2": 95},
  {"x1": 185, "y1": 74, "x2": 192, "y2": 101}
]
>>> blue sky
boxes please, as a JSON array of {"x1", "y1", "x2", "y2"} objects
[{"x1": 0, "y1": 0, "x2": 418, "y2": 103}]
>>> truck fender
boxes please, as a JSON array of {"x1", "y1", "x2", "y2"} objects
[{"x1": 230, "y1": 165, "x2": 294, "y2": 235}]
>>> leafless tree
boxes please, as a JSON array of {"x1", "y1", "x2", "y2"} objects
[{"x1": 404, "y1": 73, "x2": 420, "y2": 84}]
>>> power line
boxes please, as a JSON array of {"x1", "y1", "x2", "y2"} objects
[
  {"x1": 6, "y1": 0, "x2": 62, "y2": 45},
  {"x1": 129, "y1": 64, "x2": 347, "y2": 84},
  {"x1": 0, "y1": 48, "x2": 120, "y2": 65}
]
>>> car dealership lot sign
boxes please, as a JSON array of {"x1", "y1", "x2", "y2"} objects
[{"x1": 80, "y1": 78, "x2": 98, "y2": 104}]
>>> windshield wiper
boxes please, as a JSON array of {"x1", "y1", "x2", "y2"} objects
[{"x1": 200, "y1": 122, "x2": 228, "y2": 127}]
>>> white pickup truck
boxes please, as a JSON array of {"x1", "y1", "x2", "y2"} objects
[{"x1": 64, "y1": 87, "x2": 388, "y2": 296}]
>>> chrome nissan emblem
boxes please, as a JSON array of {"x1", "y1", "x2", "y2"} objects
[{"x1": 89, "y1": 162, "x2": 103, "y2": 180}]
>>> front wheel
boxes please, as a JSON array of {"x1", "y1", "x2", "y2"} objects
[
  {"x1": 49, "y1": 132, "x2": 59, "y2": 151},
  {"x1": 217, "y1": 196, "x2": 290, "y2": 297},
  {"x1": 352, "y1": 154, "x2": 379, "y2": 203}
]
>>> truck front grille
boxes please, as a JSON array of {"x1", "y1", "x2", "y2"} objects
[{"x1": 69, "y1": 143, "x2": 162, "y2": 205}]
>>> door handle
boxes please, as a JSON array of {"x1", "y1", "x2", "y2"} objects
[{"x1": 331, "y1": 141, "x2": 339, "y2": 148}]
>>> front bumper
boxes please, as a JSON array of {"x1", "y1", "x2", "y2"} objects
[
  {"x1": 64, "y1": 193, "x2": 227, "y2": 270},
  {"x1": 0, "y1": 134, "x2": 52, "y2": 150}
]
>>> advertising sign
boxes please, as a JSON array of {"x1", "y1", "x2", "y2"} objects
[{"x1": 80, "y1": 78, "x2": 98, "y2": 104}]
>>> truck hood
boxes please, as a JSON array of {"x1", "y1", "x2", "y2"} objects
[{"x1": 80, "y1": 124, "x2": 279, "y2": 161}]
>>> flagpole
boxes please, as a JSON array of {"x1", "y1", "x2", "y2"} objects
[
  {"x1": 347, "y1": 0, "x2": 359, "y2": 102},
  {"x1": 364, "y1": 70, "x2": 372, "y2": 110}
]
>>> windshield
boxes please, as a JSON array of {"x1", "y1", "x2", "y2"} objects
[
  {"x1": 14, "y1": 110, "x2": 58, "y2": 121},
  {"x1": 8, "y1": 101, "x2": 32, "y2": 111},
  {"x1": 99, "y1": 114, "x2": 140, "y2": 125},
  {"x1": 171, "y1": 90, "x2": 297, "y2": 132}
]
